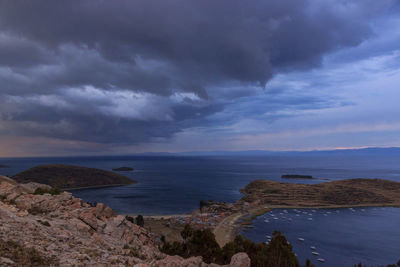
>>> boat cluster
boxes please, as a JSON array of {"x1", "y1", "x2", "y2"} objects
[
  {"x1": 263, "y1": 208, "x2": 345, "y2": 224},
  {"x1": 297, "y1": 238, "x2": 325, "y2": 263}
]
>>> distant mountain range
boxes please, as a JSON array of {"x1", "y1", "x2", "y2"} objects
[{"x1": 137, "y1": 147, "x2": 400, "y2": 156}]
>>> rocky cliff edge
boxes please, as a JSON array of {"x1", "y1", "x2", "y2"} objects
[{"x1": 0, "y1": 175, "x2": 250, "y2": 267}]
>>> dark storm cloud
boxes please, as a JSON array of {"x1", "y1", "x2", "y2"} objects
[{"x1": 0, "y1": 0, "x2": 396, "y2": 148}]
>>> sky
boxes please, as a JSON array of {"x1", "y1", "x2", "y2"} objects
[{"x1": 0, "y1": 0, "x2": 400, "y2": 157}]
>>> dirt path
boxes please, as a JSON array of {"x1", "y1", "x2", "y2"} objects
[{"x1": 214, "y1": 212, "x2": 245, "y2": 247}]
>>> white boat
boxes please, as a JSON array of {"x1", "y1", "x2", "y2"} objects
[
  {"x1": 310, "y1": 246, "x2": 316, "y2": 250},
  {"x1": 312, "y1": 252, "x2": 319, "y2": 256},
  {"x1": 308, "y1": 218, "x2": 313, "y2": 220},
  {"x1": 266, "y1": 235, "x2": 271, "y2": 238},
  {"x1": 273, "y1": 217, "x2": 278, "y2": 220},
  {"x1": 298, "y1": 238, "x2": 305, "y2": 241},
  {"x1": 317, "y1": 258, "x2": 325, "y2": 262}
]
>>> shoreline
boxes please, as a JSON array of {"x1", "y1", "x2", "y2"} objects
[
  {"x1": 65, "y1": 183, "x2": 135, "y2": 191},
  {"x1": 213, "y1": 203, "x2": 400, "y2": 246},
  {"x1": 125, "y1": 202, "x2": 400, "y2": 247}
]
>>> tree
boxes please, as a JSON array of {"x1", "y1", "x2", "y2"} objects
[
  {"x1": 135, "y1": 215, "x2": 144, "y2": 227},
  {"x1": 199, "y1": 200, "x2": 207, "y2": 212},
  {"x1": 161, "y1": 224, "x2": 314, "y2": 267}
]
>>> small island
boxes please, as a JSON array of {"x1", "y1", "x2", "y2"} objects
[
  {"x1": 281, "y1": 174, "x2": 313, "y2": 179},
  {"x1": 0, "y1": 164, "x2": 9, "y2": 168},
  {"x1": 12, "y1": 164, "x2": 136, "y2": 190},
  {"x1": 112, "y1": 166, "x2": 134, "y2": 172}
]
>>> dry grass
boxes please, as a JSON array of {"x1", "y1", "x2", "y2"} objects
[
  {"x1": 240, "y1": 178, "x2": 400, "y2": 208},
  {"x1": 0, "y1": 239, "x2": 57, "y2": 266}
]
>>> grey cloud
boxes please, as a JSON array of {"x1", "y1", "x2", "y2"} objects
[
  {"x1": 0, "y1": 0, "x2": 391, "y2": 92},
  {"x1": 0, "y1": 0, "x2": 396, "y2": 150}
]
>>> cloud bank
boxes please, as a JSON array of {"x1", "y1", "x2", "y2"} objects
[{"x1": 0, "y1": 0, "x2": 398, "y2": 155}]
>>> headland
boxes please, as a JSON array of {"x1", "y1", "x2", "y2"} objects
[{"x1": 12, "y1": 164, "x2": 136, "y2": 190}]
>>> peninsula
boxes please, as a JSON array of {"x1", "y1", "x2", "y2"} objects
[
  {"x1": 239, "y1": 178, "x2": 400, "y2": 208},
  {"x1": 12, "y1": 164, "x2": 136, "y2": 190},
  {"x1": 213, "y1": 178, "x2": 400, "y2": 246}
]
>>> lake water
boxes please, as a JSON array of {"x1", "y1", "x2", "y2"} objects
[
  {"x1": 239, "y1": 207, "x2": 400, "y2": 267},
  {"x1": 0, "y1": 154, "x2": 399, "y2": 266}
]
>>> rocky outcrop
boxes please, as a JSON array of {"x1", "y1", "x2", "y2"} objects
[{"x1": 0, "y1": 178, "x2": 250, "y2": 267}]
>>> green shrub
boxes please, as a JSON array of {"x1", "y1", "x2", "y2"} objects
[
  {"x1": 125, "y1": 215, "x2": 135, "y2": 223},
  {"x1": 33, "y1": 187, "x2": 61, "y2": 196},
  {"x1": 135, "y1": 215, "x2": 144, "y2": 227}
]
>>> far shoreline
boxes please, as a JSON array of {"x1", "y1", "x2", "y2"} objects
[
  {"x1": 125, "y1": 202, "x2": 400, "y2": 247},
  {"x1": 66, "y1": 183, "x2": 136, "y2": 191},
  {"x1": 214, "y1": 202, "x2": 400, "y2": 247}
]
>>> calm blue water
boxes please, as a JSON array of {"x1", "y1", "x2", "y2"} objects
[
  {"x1": 240, "y1": 208, "x2": 400, "y2": 267},
  {"x1": 0, "y1": 155, "x2": 399, "y2": 266}
]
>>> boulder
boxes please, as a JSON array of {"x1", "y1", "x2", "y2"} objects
[
  {"x1": 79, "y1": 209, "x2": 98, "y2": 230},
  {"x1": 20, "y1": 182, "x2": 52, "y2": 194},
  {"x1": 229, "y1": 253, "x2": 251, "y2": 267}
]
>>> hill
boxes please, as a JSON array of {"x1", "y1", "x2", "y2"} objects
[
  {"x1": 0, "y1": 178, "x2": 249, "y2": 266},
  {"x1": 12, "y1": 164, "x2": 136, "y2": 190},
  {"x1": 239, "y1": 178, "x2": 400, "y2": 208}
]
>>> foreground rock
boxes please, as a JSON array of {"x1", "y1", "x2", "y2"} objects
[
  {"x1": 12, "y1": 164, "x2": 136, "y2": 190},
  {"x1": 0, "y1": 176, "x2": 250, "y2": 266}
]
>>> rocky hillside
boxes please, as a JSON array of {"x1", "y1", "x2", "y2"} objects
[
  {"x1": 12, "y1": 164, "x2": 136, "y2": 190},
  {"x1": 240, "y1": 178, "x2": 400, "y2": 207},
  {"x1": 0, "y1": 176, "x2": 249, "y2": 266}
]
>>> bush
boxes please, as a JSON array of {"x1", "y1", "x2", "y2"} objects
[
  {"x1": 33, "y1": 187, "x2": 61, "y2": 196},
  {"x1": 125, "y1": 215, "x2": 144, "y2": 227},
  {"x1": 135, "y1": 215, "x2": 144, "y2": 227},
  {"x1": 125, "y1": 215, "x2": 135, "y2": 223}
]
